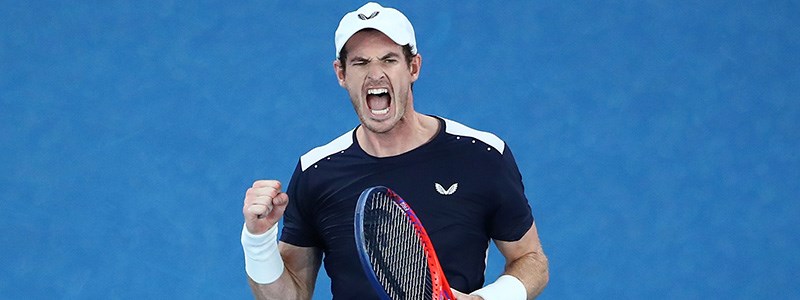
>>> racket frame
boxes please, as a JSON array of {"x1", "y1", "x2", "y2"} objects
[{"x1": 354, "y1": 186, "x2": 454, "y2": 300}]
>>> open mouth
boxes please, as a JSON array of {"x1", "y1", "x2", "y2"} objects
[{"x1": 366, "y1": 88, "x2": 391, "y2": 115}]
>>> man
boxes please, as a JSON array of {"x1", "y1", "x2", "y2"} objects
[{"x1": 241, "y1": 2, "x2": 548, "y2": 299}]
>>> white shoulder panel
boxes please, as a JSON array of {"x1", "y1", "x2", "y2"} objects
[
  {"x1": 300, "y1": 129, "x2": 355, "y2": 171},
  {"x1": 443, "y1": 118, "x2": 506, "y2": 154}
]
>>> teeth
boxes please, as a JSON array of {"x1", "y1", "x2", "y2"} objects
[
  {"x1": 367, "y1": 88, "x2": 389, "y2": 115},
  {"x1": 371, "y1": 107, "x2": 390, "y2": 115},
  {"x1": 367, "y1": 88, "x2": 389, "y2": 95}
]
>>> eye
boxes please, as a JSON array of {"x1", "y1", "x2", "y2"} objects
[{"x1": 383, "y1": 58, "x2": 398, "y2": 64}]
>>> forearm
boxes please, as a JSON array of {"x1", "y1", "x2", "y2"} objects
[
  {"x1": 504, "y1": 249, "x2": 549, "y2": 299},
  {"x1": 247, "y1": 267, "x2": 315, "y2": 300},
  {"x1": 242, "y1": 225, "x2": 320, "y2": 300}
]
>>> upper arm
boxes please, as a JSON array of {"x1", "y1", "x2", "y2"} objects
[
  {"x1": 495, "y1": 222, "x2": 544, "y2": 263},
  {"x1": 494, "y1": 222, "x2": 549, "y2": 298}
]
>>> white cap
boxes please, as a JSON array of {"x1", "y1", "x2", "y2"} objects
[{"x1": 334, "y1": 2, "x2": 417, "y2": 58}]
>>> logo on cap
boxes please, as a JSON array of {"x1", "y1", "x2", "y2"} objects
[{"x1": 358, "y1": 11, "x2": 379, "y2": 20}]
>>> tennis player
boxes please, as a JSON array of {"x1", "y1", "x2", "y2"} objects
[{"x1": 241, "y1": 2, "x2": 548, "y2": 299}]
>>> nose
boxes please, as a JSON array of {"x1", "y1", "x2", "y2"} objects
[{"x1": 366, "y1": 62, "x2": 386, "y2": 81}]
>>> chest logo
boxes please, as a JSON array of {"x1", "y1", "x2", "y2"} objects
[{"x1": 435, "y1": 182, "x2": 458, "y2": 196}]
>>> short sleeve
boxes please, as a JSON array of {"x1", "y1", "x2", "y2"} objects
[
  {"x1": 279, "y1": 161, "x2": 323, "y2": 247},
  {"x1": 488, "y1": 146, "x2": 534, "y2": 241}
]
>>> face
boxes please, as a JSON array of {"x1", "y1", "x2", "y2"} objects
[{"x1": 334, "y1": 30, "x2": 421, "y2": 134}]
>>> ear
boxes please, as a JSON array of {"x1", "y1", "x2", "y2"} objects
[
  {"x1": 333, "y1": 60, "x2": 346, "y2": 87},
  {"x1": 410, "y1": 53, "x2": 422, "y2": 82}
]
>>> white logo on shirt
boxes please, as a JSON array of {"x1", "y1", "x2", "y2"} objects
[{"x1": 435, "y1": 182, "x2": 458, "y2": 195}]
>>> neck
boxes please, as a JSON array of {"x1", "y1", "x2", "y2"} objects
[{"x1": 357, "y1": 112, "x2": 439, "y2": 158}]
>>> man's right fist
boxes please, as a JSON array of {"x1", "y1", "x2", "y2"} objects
[{"x1": 243, "y1": 180, "x2": 289, "y2": 235}]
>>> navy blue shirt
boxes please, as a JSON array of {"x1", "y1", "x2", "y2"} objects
[{"x1": 280, "y1": 116, "x2": 534, "y2": 299}]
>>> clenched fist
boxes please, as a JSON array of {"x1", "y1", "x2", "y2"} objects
[{"x1": 243, "y1": 180, "x2": 289, "y2": 235}]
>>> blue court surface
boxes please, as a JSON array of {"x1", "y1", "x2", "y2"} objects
[{"x1": 1, "y1": 1, "x2": 798, "y2": 299}]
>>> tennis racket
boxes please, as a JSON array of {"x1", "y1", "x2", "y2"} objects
[{"x1": 354, "y1": 186, "x2": 454, "y2": 300}]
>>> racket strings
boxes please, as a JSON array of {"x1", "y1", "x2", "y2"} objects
[{"x1": 364, "y1": 191, "x2": 433, "y2": 299}]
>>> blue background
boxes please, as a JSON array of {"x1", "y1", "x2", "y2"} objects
[{"x1": 2, "y1": 1, "x2": 798, "y2": 299}]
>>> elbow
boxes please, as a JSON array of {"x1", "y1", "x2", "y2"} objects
[
  {"x1": 538, "y1": 252, "x2": 550, "y2": 287},
  {"x1": 542, "y1": 255, "x2": 550, "y2": 287},
  {"x1": 531, "y1": 251, "x2": 549, "y2": 297}
]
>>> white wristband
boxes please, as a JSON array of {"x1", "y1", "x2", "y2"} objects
[
  {"x1": 241, "y1": 223, "x2": 285, "y2": 284},
  {"x1": 470, "y1": 274, "x2": 527, "y2": 300}
]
